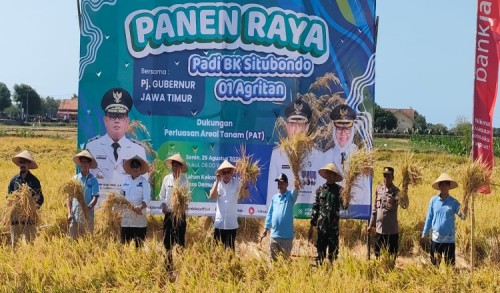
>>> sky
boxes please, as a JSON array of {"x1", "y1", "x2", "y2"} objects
[{"x1": 0, "y1": 0, "x2": 496, "y2": 128}]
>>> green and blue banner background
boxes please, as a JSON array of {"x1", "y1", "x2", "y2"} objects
[{"x1": 78, "y1": 0, "x2": 376, "y2": 219}]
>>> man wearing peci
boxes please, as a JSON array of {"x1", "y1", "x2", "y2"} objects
[{"x1": 85, "y1": 87, "x2": 147, "y2": 195}]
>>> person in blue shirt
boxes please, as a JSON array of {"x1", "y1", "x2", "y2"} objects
[
  {"x1": 67, "y1": 150, "x2": 100, "y2": 240},
  {"x1": 261, "y1": 173, "x2": 299, "y2": 261},
  {"x1": 421, "y1": 173, "x2": 466, "y2": 266}
]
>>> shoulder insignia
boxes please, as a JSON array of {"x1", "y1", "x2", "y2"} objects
[
  {"x1": 129, "y1": 138, "x2": 144, "y2": 146},
  {"x1": 87, "y1": 135, "x2": 101, "y2": 143}
]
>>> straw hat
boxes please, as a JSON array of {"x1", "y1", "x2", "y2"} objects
[
  {"x1": 215, "y1": 160, "x2": 236, "y2": 175},
  {"x1": 432, "y1": 173, "x2": 458, "y2": 190},
  {"x1": 73, "y1": 150, "x2": 98, "y2": 169},
  {"x1": 318, "y1": 163, "x2": 343, "y2": 181},
  {"x1": 12, "y1": 150, "x2": 38, "y2": 169},
  {"x1": 165, "y1": 153, "x2": 188, "y2": 173},
  {"x1": 124, "y1": 155, "x2": 149, "y2": 175}
]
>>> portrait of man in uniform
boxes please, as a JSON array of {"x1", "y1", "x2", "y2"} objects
[
  {"x1": 267, "y1": 99, "x2": 328, "y2": 214},
  {"x1": 85, "y1": 87, "x2": 147, "y2": 195}
]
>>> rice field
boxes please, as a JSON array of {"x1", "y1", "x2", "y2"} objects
[{"x1": 0, "y1": 134, "x2": 499, "y2": 292}]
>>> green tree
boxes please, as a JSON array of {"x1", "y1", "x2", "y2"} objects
[
  {"x1": 4, "y1": 104, "x2": 20, "y2": 116},
  {"x1": 428, "y1": 123, "x2": 448, "y2": 135},
  {"x1": 374, "y1": 103, "x2": 398, "y2": 131},
  {"x1": 41, "y1": 96, "x2": 61, "y2": 116},
  {"x1": 451, "y1": 115, "x2": 472, "y2": 155},
  {"x1": 414, "y1": 110, "x2": 427, "y2": 131},
  {"x1": 71, "y1": 93, "x2": 78, "y2": 99},
  {"x1": 12, "y1": 84, "x2": 42, "y2": 115},
  {"x1": 0, "y1": 82, "x2": 12, "y2": 112}
]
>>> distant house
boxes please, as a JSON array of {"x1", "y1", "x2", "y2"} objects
[
  {"x1": 57, "y1": 99, "x2": 78, "y2": 121},
  {"x1": 384, "y1": 108, "x2": 415, "y2": 132}
]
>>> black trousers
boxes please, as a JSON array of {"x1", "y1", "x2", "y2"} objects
[
  {"x1": 121, "y1": 227, "x2": 147, "y2": 248},
  {"x1": 431, "y1": 241, "x2": 455, "y2": 266},
  {"x1": 374, "y1": 233, "x2": 399, "y2": 258},
  {"x1": 316, "y1": 231, "x2": 339, "y2": 264},
  {"x1": 163, "y1": 212, "x2": 186, "y2": 251},
  {"x1": 214, "y1": 228, "x2": 237, "y2": 251}
]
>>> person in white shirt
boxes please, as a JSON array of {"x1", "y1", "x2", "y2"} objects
[
  {"x1": 121, "y1": 155, "x2": 151, "y2": 248},
  {"x1": 158, "y1": 153, "x2": 189, "y2": 269},
  {"x1": 209, "y1": 160, "x2": 248, "y2": 251}
]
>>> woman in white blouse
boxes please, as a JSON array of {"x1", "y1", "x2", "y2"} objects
[
  {"x1": 210, "y1": 160, "x2": 248, "y2": 251},
  {"x1": 121, "y1": 155, "x2": 151, "y2": 247}
]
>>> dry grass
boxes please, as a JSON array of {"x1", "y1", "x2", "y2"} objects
[
  {"x1": 170, "y1": 181, "x2": 191, "y2": 225},
  {"x1": 0, "y1": 135, "x2": 499, "y2": 291},
  {"x1": 275, "y1": 117, "x2": 315, "y2": 188},
  {"x1": 460, "y1": 159, "x2": 492, "y2": 214},
  {"x1": 60, "y1": 179, "x2": 88, "y2": 221},
  {"x1": 235, "y1": 145, "x2": 261, "y2": 200},
  {"x1": 2, "y1": 184, "x2": 39, "y2": 228},
  {"x1": 341, "y1": 149, "x2": 374, "y2": 208},
  {"x1": 399, "y1": 152, "x2": 423, "y2": 208},
  {"x1": 95, "y1": 192, "x2": 133, "y2": 239}
]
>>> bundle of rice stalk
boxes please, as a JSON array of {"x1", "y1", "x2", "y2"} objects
[
  {"x1": 340, "y1": 149, "x2": 374, "y2": 208},
  {"x1": 171, "y1": 181, "x2": 191, "y2": 225},
  {"x1": 127, "y1": 119, "x2": 151, "y2": 140},
  {"x1": 460, "y1": 159, "x2": 492, "y2": 215},
  {"x1": 2, "y1": 184, "x2": 39, "y2": 228},
  {"x1": 275, "y1": 117, "x2": 315, "y2": 188},
  {"x1": 235, "y1": 145, "x2": 261, "y2": 200},
  {"x1": 95, "y1": 192, "x2": 133, "y2": 239},
  {"x1": 399, "y1": 152, "x2": 423, "y2": 208},
  {"x1": 60, "y1": 179, "x2": 88, "y2": 222}
]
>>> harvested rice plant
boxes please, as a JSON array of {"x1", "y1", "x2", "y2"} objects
[{"x1": 0, "y1": 135, "x2": 499, "y2": 291}]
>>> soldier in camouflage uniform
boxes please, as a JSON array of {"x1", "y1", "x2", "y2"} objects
[{"x1": 308, "y1": 163, "x2": 343, "y2": 264}]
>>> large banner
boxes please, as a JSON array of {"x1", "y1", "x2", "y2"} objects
[
  {"x1": 473, "y1": 0, "x2": 500, "y2": 181},
  {"x1": 78, "y1": 0, "x2": 376, "y2": 219}
]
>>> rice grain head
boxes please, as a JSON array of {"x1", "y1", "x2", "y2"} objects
[
  {"x1": 278, "y1": 131, "x2": 315, "y2": 189},
  {"x1": 341, "y1": 149, "x2": 374, "y2": 208},
  {"x1": 235, "y1": 144, "x2": 261, "y2": 200},
  {"x1": 461, "y1": 158, "x2": 492, "y2": 214},
  {"x1": 60, "y1": 179, "x2": 88, "y2": 221},
  {"x1": 399, "y1": 151, "x2": 423, "y2": 208},
  {"x1": 171, "y1": 179, "x2": 191, "y2": 226},
  {"x1": 2, "y1": 184, "x2": 39, "y2": 228},
  {"x1": 95, "y1": 192, "x2": 133, "y2": 239}
]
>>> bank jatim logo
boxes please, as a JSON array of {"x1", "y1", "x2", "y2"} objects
[{"x1": 248, "y1": 207, "x2": 255, "y2": 215}]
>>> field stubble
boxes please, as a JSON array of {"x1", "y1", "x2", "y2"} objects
[{"x1": 0, "y1": 136, "x2": 499, "y2": 291}]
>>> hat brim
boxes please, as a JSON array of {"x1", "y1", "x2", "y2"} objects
[
  {"x1": 318, "y1": 169, "x2": 343, "y2": 181},
  {"x1": 432, "y1": 180, "x2": 458, "y2": 190},
  {"x1": 216, "y1": 167, "x2": 236, "y2": 175},
  {"x1": 274, "y1": 179, "x2": 288, "y2": 183},
  {"x1": 73, "y1": 155, "x2": 98, "y2": 169},
  {"x1": 124, "y1": 156, "x2": 149, "y2": 175},
  {"x1": 12, "y1": 157, "x2": 38, "y2": 169},
  {"x1": 166, "y1": 159, "x2": 188, "y2": 173}
]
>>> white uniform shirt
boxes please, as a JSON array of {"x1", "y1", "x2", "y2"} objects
[
  {"x1": 158, "y1": 173, "x2": 189, "y2": 211},
  {"x1": 86, "y1": 134, "x2": 147, "y2": 195},
  {"x1": 267, "y1": 146, "x2": 327, "y2": 207},
  {"x1": 213, "y1": 178, "x2": 241, "y2": 230},
  {"x1": 121, "y1": 175, "x2": 151, "y2": 227}
]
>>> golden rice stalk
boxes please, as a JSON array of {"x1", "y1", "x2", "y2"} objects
[
  {"x1": 308, "y1": 72, "x2": 341, "y2": 92},
  {"x1": 237, "y1": 218, "x2": 263, "y2": 243},
  {"x1": 235, "y1": 144, "x2": 261, "y2": 200},
  {"x1": 127, "y1": 119, "x2": 151, "y2": 140},
  {"x1": 60, "y1": 179, "x2": 88, "y2": 221},
  {"x1": 171, "y1": 181, "x2": 191, "y2": 226},
  {"x1": 341, "y1": 149, "x2": 374, "y2": 208},
  {"x1": 277, "y1": 129, "x2": 315, "y2": 189},
  {"x1": 95, "y1": 192, "x2": 133, "y2": 239},
  {"x1": 460, "y1": 159, "x2": 492, "y2": 215},
  {"x1": 399, "y1": 152, "x2": 422, "y2": 208},
  {"x1": 2, "y1": 184, "x2": 39, "y2": 228}
]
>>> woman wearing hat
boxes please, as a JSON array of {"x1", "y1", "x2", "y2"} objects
[
  {"x1": 421, "y1": 173, "x2": 466, "y2": 266},
  {"x1": 158, "y1": 153, "x2": 190, "y2": 269},
  {"x1": 8, "y1": 150, "x2": 44, "y2": 247},
  {"x1": 121, "y1": 155, "x2": 151, "y2": 247},
  {"x1": 209, "y1": 160, "x2": 248, "y2": 251},
  {"x1": 68, "y1": 150, "x2": 100, "y2": 240},
  {"x1": 308, "y1": 163, "x2": 343, "y2": 264}
]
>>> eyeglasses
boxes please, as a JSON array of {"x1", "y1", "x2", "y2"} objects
[
  {"x1": 19, "y1": 159, "x2": 31, "y2": 164},
  {"x1": 106, "y1": 113, "x2": 128, "y2": 121},
  {"x1": 335, "y1": 127, "x2": 352, "y2": 134}
]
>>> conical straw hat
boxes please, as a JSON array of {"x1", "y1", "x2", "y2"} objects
[
  {"x1": 318, "y1": 163, "x2": 343, "y2": 181},
  {"x1": 215, "y1": 160, "x2": 236, "y2": 175},
  {"x1": 165, "y1": 153, "x2": 188, "y2": 173},
  {"x1": 123, "y1": 155, "x2": 149, "y2": 175},
  {"x1": 432, "y1": 173, "x2": 458, "y2": 190},
  {"x1": 12, "y1": 150, "x2": 38, "y2": 169},
  {"x1": 73, "y1": 150, "x2": 98, "y2": 169}
]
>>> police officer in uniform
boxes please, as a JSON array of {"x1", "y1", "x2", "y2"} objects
[
  {"x1": 86, "y1": 88, "x2": 147, "y2": 195},
  {"x1": 308, "y1": 163, "x2": 343, "y2": 264},
  {"x1": 267, "y1": 98, "x2": 328, "y2": 216},
  {"x1": 368, "y1": 167, "x2": 405, "y2": 263}
]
